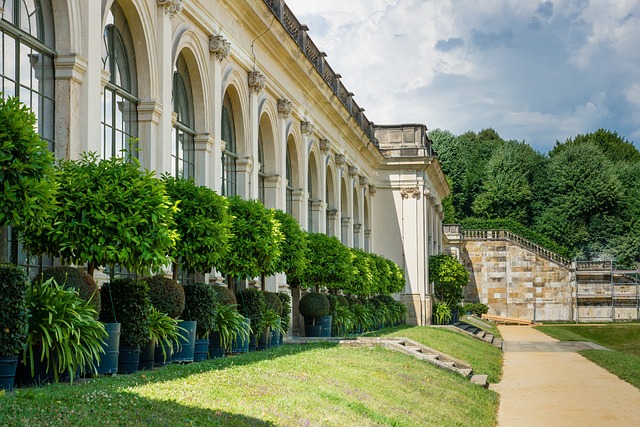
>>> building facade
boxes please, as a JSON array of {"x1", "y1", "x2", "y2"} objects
[{"x1": 0, "y1": 0, "x2": 448, "y2": 325}]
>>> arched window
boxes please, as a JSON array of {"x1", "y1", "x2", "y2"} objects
[
  {"x1": 307, "y1": 166, "x2": 313, "y2": 231},
  {"x1": 285, "y1": 148, "x2": 293, "y2": 215},
  {"x1": 1, "y1": 0, "x2": 55, "y2": 277},
  {"x1": 102, "y1": 2, "x2": 138, "y2": 159},
  {"x1": 258, "y1": 128, "x2": 265, "y2": 204},
  {"x1": 0, "y1": 0, "x2": 55, "y2": 151},
  {"x1": 221, "y1": 93, "x2": 237, "y2": 196},
  {"x1": 172, "y1": 55, "x2": 195, "y2": 178}
]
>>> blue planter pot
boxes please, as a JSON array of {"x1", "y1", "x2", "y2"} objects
[
  {"x1": 0, "y1": 356, "x2": 19, "y2": 391},
  {"x1": 96, "y1": 322, "x2": 120, "y2": 375},
  {"x1": 231, "y1": 317, "x2": 250, "y2": 353},
  {"x1": 270, "y1": 319, "x2": 281, "y2": 348},
  {"x1": 257, "y1": 328, "x2": 271, "y2": 351},
  {"x1": 138, "y1": 339, "x2": 156, "y2": 371},
  {"x1": 194, "y1": 338, "x2": 209, "y2": 362},
  {"x1": 118, "y1": 345, "x2": 141, "y2": 374},
  {"x1": 154, "y1": 340, "x2": 173, "y2": 367},
  {"x1": 173, "y1": 320, "x2": 197, "y2": 363},
  {"x1": 208, "y1": 331, "x2": 225, "y2": 359},
  {"x1": 320, "y1": 315, "x2": 332, "y2": 337}
]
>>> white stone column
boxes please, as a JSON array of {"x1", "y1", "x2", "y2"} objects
[
  {"x1": 54, "y1": 54, "x2": 87, "y2": 160},
  {"x1": 276, "y1": 99, "x2": 291, "y2": 211},
  {"x1": 78, "y1": 1, "x2": 102, "y2": 155},
  {"x1": 299, "y1": 121, "x2": 314, "y2": 226},
  {"x1": 264, "y1": 176, "x2": 282, "y2": 209},
  {"x1": 247, "y1": 71, "x2": 265, "y2": 199},
  {"x1": 236, "y1": 157, "x2": 253, "y2": 198},
  {"x1": 194, "y1": 133, "x2": 214, "y2": 187},
  {"x1": 208, "y1": 34, "x2": 231, "y2": 193},
  {"x1": 326, "y1": 209, "x2": 338, "y2": 238}
]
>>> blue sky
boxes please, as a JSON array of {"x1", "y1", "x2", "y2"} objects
[{"x1": 285, "y1": 0, "x2": 640, "y2": 153}]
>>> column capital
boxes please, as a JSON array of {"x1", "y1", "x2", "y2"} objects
[
  {"x1": 277, "y1": 98, "x2": 292, "y2": 118},
  {"x1": 369, "y1": 184, "x2": 377, "y2": 195},
  {"x1": 359, "y1": 176, "x2": 368, "y2": 186},
  {"x1": 301, "y1": 120, "x2": 315, "y2": 136},
  {"x1": 54, "y1": 54, "x2": 87, "y2": 83},
  {"x1": 194, "y1": 133, "x2": 214, "y2": 153},
  {"x1": 157, "y1": 0, "x2": 183, "y2": 19},
  {"x1": 348, "y1": 165, "x2": 358, "y2": 177},
  {"x1": 248, "y1": 71, "x2": 266, "y2": 93},
  {"x1": 401, "y1": 187, "x2": 421, "y2": 199},
  {"x1": 138, "y1": 101, "x2": 163, "y2": 124},
  {"x1": 319, "y1": 138, "x2": 331, "y2": 152},
  {"x1": 209, "y1": 35, "x2": 231, "y2": 61},
  {"x1": 334, "y1": 153, "x2": 346, "y2": 166}
]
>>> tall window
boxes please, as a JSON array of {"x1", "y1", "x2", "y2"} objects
[
  {"x1": 1, "y1": 0, "x2": 55, "y2": 277},
  {"x1": 221, "y1": 93, "x2": 237, "y2": 196},
  {"x1": 307, "y1": 167, "x2": 313, "y2": 231},
  {"x1": 285, "y1": 148, "x2": 293, "y2": 215},
  {"x1": 102, "y1": 3, "x2": 138, "y2": 159},
  {"x1": 172, "y1": 55, "x2": 195, "y2": 178},
  {"x1": 258, "y1": 129, "x2": 265, "y2": 204}
]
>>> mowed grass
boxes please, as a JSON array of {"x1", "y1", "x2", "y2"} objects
[
  {"x1": 366, "y1": 325, "x2": 503, "y2": 383},
  {"x1": 0, "y1": 342, "x2": 498, "y2": 426},
  {"x1": 536, "y1": 323, "x2": 640, "y2": 390}
]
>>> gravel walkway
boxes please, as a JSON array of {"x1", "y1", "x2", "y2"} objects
[{"x1": 491, "y1": 325, "x2": 640, "y2": 427}]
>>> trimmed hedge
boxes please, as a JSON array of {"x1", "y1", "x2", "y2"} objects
[{"x1": 143, "y1": 275, "x2": 185, "y2": 319}]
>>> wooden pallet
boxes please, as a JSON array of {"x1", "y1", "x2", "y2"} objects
[{"x1": 481, "y1": 314, "x2": 534, "y2": 325}]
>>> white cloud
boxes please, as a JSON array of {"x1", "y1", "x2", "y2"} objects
[{"x1": 285, "y1": 0, "x2": 640, "y2": 151}]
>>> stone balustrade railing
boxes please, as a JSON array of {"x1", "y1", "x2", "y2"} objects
[
  {"x1": 263, "y1": 0, "x2": 377, "y2": 145},
  {"x1": 461, "y1": 229, "x2": 572, "y2": 267},
  {"x1": 575, "y1": 260, "x2": 613, "y2": 271}
]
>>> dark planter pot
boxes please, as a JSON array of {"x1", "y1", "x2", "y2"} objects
[
  {"x1": 450, "y1": 309, "x2": 459, "y2": 324},
  {"x1": 248, "y1": 333, "x2": 258, "y2": 352},
  {"x1": 138, "y1": 339, "x2": 156, "y2": 371},
  {"x1": 0, "y1": 356, "x2": 19, "y2": 391},
  {"x1": 320, "y1": 315, "x2": 332, "y2": 337},
  {"x1": 257, "y1": 327, "x2": 271, "y2": 351},
  {"x1": 154, "y1": 341, "x2": 173, "y2": 367},
  {"x1": 208, "y1": 331, "x2": 225, "y2": 359},
  {"x1": 305, "y1": 324, "x2": 322, "y2": 337},
  {"x1": 15, "y1": 350, "x2": 53, "y2": 387},
  {"x1": 95, "y1": 322, "x2": 121, "y2": 375},
  {"x1": 278, "y1": 331, "x2": 284, "y2": 346},
  {"x1": 118, "y1": 345, "x2": 141, "y2": 374},
  {"x1": 270, "y1": 319, "x2": 281, "y2": 348},
  {"x1": 194, "y1": 338, "x2": 209, "y2": 362},
  {"x1": 231, "y1": 317, "x2": 250, "y2": 353},
  {"x1": 173, "y1": 320, "x2": 197, "y2": 363}
]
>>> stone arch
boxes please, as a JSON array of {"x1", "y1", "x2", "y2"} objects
[
  {"x1": 51, "y1": 0, "x2": 80, "y2": 53},
  {"x1": 172, "y1": 34, "x2": 210, "y2": 133},
  {"x1": 221, "y1": 66, "x2": 249, "y2": 158},
  {"x1": 257, "y1": 100, "x2": 279, "y2": 176}
]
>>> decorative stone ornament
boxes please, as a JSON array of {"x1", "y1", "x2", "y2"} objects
[
  {"x1": 348, "y1": 165, "x2": 358, "y2": 177},
  {"x1": 301, "y1": 121, "x2": 315, "y2": 136},
  {"x1": 369, "y1": 184, "x2": 377, "y2": 195},
  {"x1": 359, "y1": 176, "x2": 368, "y2": 186},
  {"x1": 319, "y1": 138, "x2": 331, "y2": 152},
  {"x1": 209, "y1": 35, "x2": 231, "y2": 61},
  {"x1": 157, "y1": 0, "x2": 182, "y2": 18},
  {"x1": 248, "y1": 71, "x2": 266, "y2": 93},
  {"x1": 277, "y1": 99, "x2": 292, "y2": 118},
  {"x1": 400, "y1": 187, "x2": 421, "y2": 199},
  {"x1": 334, "y1": 154, "x2": 346, "y2": 166}
]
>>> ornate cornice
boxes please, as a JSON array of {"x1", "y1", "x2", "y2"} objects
[
  {"x1": 157, "y1": 0, "x2": 182, "y2": 19},
  {"x1": 401, "y1": 187, "x2": 421, "y2": 199},
  {"x1": 209, "y1": 35, "x2": 231, "y2": 61},
  {"x1": 319, "y1": 138, "x2": 331, "y2": 152},
  {"x1": 301, "y1": 121, "x2": 315, "y2": 136},
  {"x1": 248, "y1": 71, "x2": 266, "y2": 93},
  {"x1": 334, "y1": 154, "x2": 346, "y2": 166},
  {"x1": 277, "y1": 98, "x2": 292, "y2": 118},
  {"x1": 348, "y1": 165, "x2": 358, "y2": 177}
]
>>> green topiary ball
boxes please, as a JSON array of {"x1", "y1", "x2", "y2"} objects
[
  {"x1": 182, "y1": 282, "x2": 217, "y2": 338},
  {"x1": 213, "y1": 284, "x2": 237, "y2": 307},
  {"x1": 325, "y1": 294, "x2": 337, "y2": 316},
  {"x1": 336, "y1": 295, "x2": 349, "y2": 308},
  {"x1": 348, "y1": 297, "x2": 363, "y2": 308},
  {"x1": 143, "y1": 275, "x2": 185, "y2": 319},
  {"x1": 0, "y1": 264, "x2": 29, "y2": 357},
  {"x1": 38, "y1": 266, "x2": 101, "y2": 317},
  {"x1": 299, "y1": 292, "x2": 330, "y2": 318},
  {"x1": 235, "y1": 288, "x2": 266, "y2": 334},
  {"x1": 264, "y1": 291, "x2": 283, "y2": 316},
  {"x1": 100, "y1": 278, "x2": 150, "y2": 347}
]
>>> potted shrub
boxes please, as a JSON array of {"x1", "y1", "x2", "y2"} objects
[
  {"x1": 429, "y1": 254, "x2": 469, "y2": 324},
  {"x1": 272, "y1": 210, "x2": 308, "y2": 284},
  {"x1": 162, "y1": 177, "x2": 231, "y2": 280},
  {"x1": 236, "y1": 288, "x2": 266, "y2": 351},
  {"x1": 38, "y1": 266, "x2": 100, "y2": 315},
  {"x1": 143, "y1": 275, "x2": 185, "y2": 365},
  {"x1": 100, "y1": 278, "x2": 151, "y2": 374},
  {"x1": 264, "y1": 292, "x2": 283, "y2": 347},
  {"x1": 210, "y1": 300, "x2": 248, "y2": 358},
  {"x1": 332, "y1": 298, "x2": 356, "y2": 337},
  {"x1": 179, "y1": 282, "x2": 217, "y2": 362},
  {"x1": 277, "y1": 292, "x2": 291, "y2": 345},
  {"x1": 141, "y1": 307, "x2": 184, "y2": 369},
  {"x1": 299, "y1": 292, "x2": 330, "y2": 337},
  {"x1": 323, "y1": 294, "x2": 338, "y2": 337},
  {"x1": 18, "y1": 278, "x2": 107, "y2": 385},
  {"x1": 0, "y1": 264, "x2": 30, "y2": 391}
]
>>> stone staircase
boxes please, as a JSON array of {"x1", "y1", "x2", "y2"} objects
[{"x1": 452, "y1": 321, "x2": 503, "y2": 350}]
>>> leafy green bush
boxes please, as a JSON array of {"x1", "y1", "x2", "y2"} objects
[
  {"x1": 303, "y1": 233, "x2": 353, "y2": 291},
  {"x1": 213, "y1": 302, "x2": 249, "y2": 352},
  {"x1": 298, "y1": 292, "x2": 330, "y2": 318},
  {"x1": 325, "y1": 294, "x2": 338, "y2": 317},
  {"x1": 162, "y1": 176, "x2": 231, "y2": 276},
  {"x1": 263, "y1": 291, "x2": 283, "y2": 316},
  {"x1": 22, "y1": 152, "x2": 178, "y2": 277},
  {"x1": 24, "y1": 278, "x2": 107, "y2": 382},
  {"x1": 429, "y1": 254, "x2": 469, "y2": 308},
  {"x1": 433, "y1": 301, "x2": 453, "y2": 325},
  {"x1": 143, "y1": 275, "x2": 185, "y2": 319},
  {"x1": 38, "y1": 266, "x2": 101, "y2": 316},
  {"x1": 0, "y1": 264, "x2": 29, "y2": 356},
  {"x1": 272, "y1": 210, "x2": 308, "y2": 279},
  {"x1": 336, "y1": 295, "x2": 349, "y2": 309},
  {"x1": 463, "y1": 302, "x2": 489, "y2": 316},
  {"x1": 213, "y1": 285, "x2": 237, "y2": 307},
  {"x1": 147, "y1": 307, "x2": 184, "y2": 362},
  {"x1": 277, "y1": 292, "x2": 291, "y2": 334},
  {"x1": 182, "y1": 282, "x2": 217, "y2": 338},
  {"x1": 0, "y1": 95, "x2": 55, "y2": 233},
  {"x1": 236, "y1": 288, "x2": 266, "y2": 334},
  {"x1": 332, "y1": 304, "x2": 355, "y2": 337},
  {"x1": 100, "y1": 278, "x2": 151, "y2": 347}
]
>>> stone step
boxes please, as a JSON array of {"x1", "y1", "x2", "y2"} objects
[
  {"x1": 493, "y1": 338, "x2": 503, "y2": 349},
  {"x1": 470, "y1": 374, "x2": 489, "y2": 388},
  {"x1": 483, "y1": 333, "x2": 494, "y2": 343},
  {"x1": 475, "y1": 330, "x2": 487, "y2": 340}
]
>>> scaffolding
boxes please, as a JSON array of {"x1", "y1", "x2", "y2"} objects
[{"x1": 576, "y1": 261, "x2": 640, "y2": 322}]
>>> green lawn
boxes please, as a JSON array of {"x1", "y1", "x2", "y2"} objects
[
  {"x1": 535, "y1": 323, "x2": 640, "y2": 390},
  {"x1": 366, "y1": 325, "x2": 503, "y2": 383},
  {"x1": 0, "y1": 341, "x2": 498, "y2": 426}
]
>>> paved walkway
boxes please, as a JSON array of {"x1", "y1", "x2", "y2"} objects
[{"x1": 492, "y1": 325, "x2": 640, "y2": 427}]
